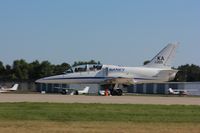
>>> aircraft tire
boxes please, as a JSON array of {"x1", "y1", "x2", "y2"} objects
[
  {"x1": 74, "y1": 90, "x2": 79, "y2": 95},
  {"x1": 111, "y1": 89, "x2": 123, "y2": 96},
  {"x1": 61, "y1": 89, "x2": 67, "y2": 95},
  {"x1": 117, "y1": 89, "x2": 123, "y2": 96}
]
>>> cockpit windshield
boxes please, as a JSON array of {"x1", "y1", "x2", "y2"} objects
[
  {"x1": 88, "y1": 64, "x2": 102, "y2": 71},
  {"x1": 64, "y1": 64, "x2": 102, "y2": 73}
]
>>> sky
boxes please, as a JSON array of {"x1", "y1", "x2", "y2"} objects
[{"x1": 0, "y1": 0, "x2": 200, "y2": 67}]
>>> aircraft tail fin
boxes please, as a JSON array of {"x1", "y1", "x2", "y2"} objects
[
  {"x1": 78, "y1": 86, "x2": 90, "y2": 94},
  {"x1": 168, "y1": 88, "x2": 174, "y2": 93},
  {"x1": 82, "y1": 86, "x2": 90, "y2": 93},
  {"x1": 144, "y1": 43, "x2": 178, "y2": 68},
  {"x1": 10, "y1": 84, "x2": 19, "y2": 91}
]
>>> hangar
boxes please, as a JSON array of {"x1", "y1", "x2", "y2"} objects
[
  {"x1": 36, "y1": 82, "x2": 200, "y2": 96},
  {"x1": 1, "y1": 81, "x2": 200, "y2": 96}
]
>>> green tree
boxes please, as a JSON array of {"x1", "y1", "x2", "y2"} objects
[
  {"x1": 178, "y1": 64, "x2": 200, "y2": 82},
  {"x1": 28, "y1": 60, "x2": 41, "y2": 80},
  {"x1": 0, "y1": 61, "x2": 5, "y2": 79},
  {"x1": 53, "y1": 63, "x2": 71, "y2": 75},
  {"x1": 4, "y1": 65, "x2": 13, "y2": 80},
  {"x1": 0, "y1": 61, "x2": 4, "y2": 71},
  {"x1": 12, "y1": 59, "x2": 29, "y2": 80},
  {"x1": 38, "y1": 61, "x2": 54, "y2": 77}
]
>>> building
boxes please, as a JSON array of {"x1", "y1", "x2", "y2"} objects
[
  {"x1": 36, "y1": 82, "x2": 200, "y2": 96},
  {"x1": 36, "y1": 83, "x2": 100, "y2": 94},
  {"x1": 127, "y1": 82, "x2": 200, "y2": 96}
]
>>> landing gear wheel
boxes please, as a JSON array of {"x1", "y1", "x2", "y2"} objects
[
  {"x1": 61, "y1": 89, "x2": 67, "y2": 95},
  {"x1": 110, "y1": 89, "x2": 123, "y2": 96},
  {"x1": 117, "y1": 89, "x2": 123, "y2": 96}
]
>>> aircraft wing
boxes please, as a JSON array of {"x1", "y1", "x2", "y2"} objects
[{"x1": 103, "y1": 77, "x2": 135, "y2": 85}]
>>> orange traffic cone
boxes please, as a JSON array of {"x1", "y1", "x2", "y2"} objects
[{"x1": 105, "y1": 88, "x2": 108, "y2": 96}]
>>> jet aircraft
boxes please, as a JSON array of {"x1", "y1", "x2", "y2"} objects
[{"x1": 36, "y1": 43, "x2": 178, "y2": 96}]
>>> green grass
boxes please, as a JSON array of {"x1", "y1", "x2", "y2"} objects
[{"x1": 0, "y1": 103, "x2": 199, "y2": 123}]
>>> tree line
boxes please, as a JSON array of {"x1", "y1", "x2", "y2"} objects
[
  {"x1": 0, "y1": 59, "x2": 99, "y2": 81},
  {"x1": 0, "y1": 59, "x2": 200, "y2": 82},
  {"x1": 175, "y1": 64, "x2": 200, "y2": 82}
]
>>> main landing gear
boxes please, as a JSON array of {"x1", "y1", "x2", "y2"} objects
[
  {"x1": 104, "y1": 84, "x2": 123, "y2": 96},
  {"x1": 110, "y1": 88, "x2": 123, "y2": 96}
]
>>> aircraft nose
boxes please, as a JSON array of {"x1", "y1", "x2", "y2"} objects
[{"x1": 35, "y1": 78, "x2": 45, "y2": 83}]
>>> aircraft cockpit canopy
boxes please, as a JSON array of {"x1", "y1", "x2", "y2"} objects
[{"x1": 64, "y1": 64, "x2": 102, "y2": 73}]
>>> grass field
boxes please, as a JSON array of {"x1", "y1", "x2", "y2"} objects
[{"x1": 0, "y1": 103, "x2": 199, "y2": 133}]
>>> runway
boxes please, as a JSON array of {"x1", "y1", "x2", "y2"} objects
[{"x1": 0, "y1": 94, "x2": 200, "y2": 105}]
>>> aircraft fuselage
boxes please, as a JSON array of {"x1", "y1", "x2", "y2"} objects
[{"x1": 36, "y1": 64, "x2": 177, "y2": 84}]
